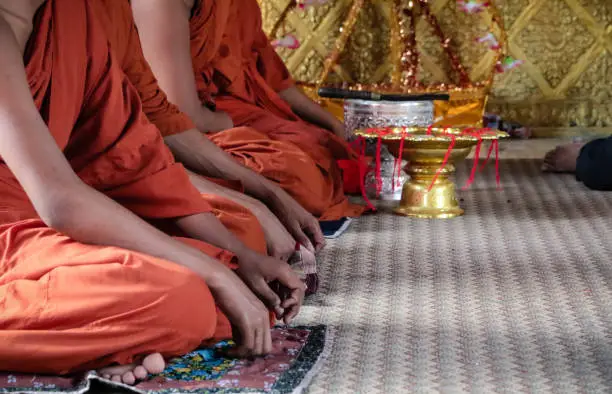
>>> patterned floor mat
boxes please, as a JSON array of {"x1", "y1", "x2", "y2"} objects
[{"x1": 0, "y1": 326, "x2": 329, "y2": 394}]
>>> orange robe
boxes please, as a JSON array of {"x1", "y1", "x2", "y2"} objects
[
  {"x1": 96, "y1": 0, "x2": 265, "y2": 254},
  {"x1": 0, "y1": 0, "x2": 239, "y2": 374},
  {"x1": 187, "y1": 0, "x2": 365, "y2": 220}
]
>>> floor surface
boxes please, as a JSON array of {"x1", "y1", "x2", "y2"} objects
[{"x1": 296, "y1": 138, "x2": 612, "y2": 393}]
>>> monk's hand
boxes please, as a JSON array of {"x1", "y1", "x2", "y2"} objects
[
  {"x1": 263, "y1": 221, "x2": 296, "y2": 261},
  {"x1": 207, "y1": 268, "x2": 273, "y2": 357},
  {"x1": 235, "y1": 250, "x2": 306, "y2": 324},
  {"x1": 269, "y1": 191, "x2": 326, "y2": 254},
  {"x1": 245, "y1": 198, "x2": 296, "y2": 261}
]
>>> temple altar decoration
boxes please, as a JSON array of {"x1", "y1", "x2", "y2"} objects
[
  {"x1": 268, "y1": 0, "x2": 517, "y2": 128},
  {"x1": 268, "y1": 0, "x2": 514, "y2": 217}
]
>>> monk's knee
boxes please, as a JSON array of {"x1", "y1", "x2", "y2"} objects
[{"x1": 287, "y1": 165, "x2": 333, "y2": 215}]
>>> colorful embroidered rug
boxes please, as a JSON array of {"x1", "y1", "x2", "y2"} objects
[{"x1": 0, "y1": 326, "x2": 329, "y2": 394}]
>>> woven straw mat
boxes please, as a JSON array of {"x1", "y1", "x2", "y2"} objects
[{"x1": 295, "y1": 159, "x2": 612, "y2": 394}]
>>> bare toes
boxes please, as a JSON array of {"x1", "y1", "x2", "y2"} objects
[
  {"x1": 98, "y1": 364, "x2": 134, "y2": 378},
  {"x1": 98, "y1": 353, "x2": 164, "y2": 384},
  {"x1": 122, "y1": 371, "x2": 136, "y2": 385},
  {"x1": 142, "y1": 353, "x2": 165, "y2": 375},
  {"x1": 133, "y1": 366, "x2": 148, "y2": 380}
]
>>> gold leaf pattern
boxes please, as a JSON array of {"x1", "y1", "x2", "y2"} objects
[
  {"x1": 262, "y1": 0, "x2": 612, "y2": 132},
  {"x1": 515, "y1": 0, "x2": 596, "y2": 88}
]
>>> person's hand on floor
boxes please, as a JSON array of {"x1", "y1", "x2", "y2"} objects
[{"x1": 235, "y1": 250, "x2": 306, "y2": 324}]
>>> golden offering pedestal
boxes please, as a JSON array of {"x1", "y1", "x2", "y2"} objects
[{"x1": 354, "y1": 127, "x2": 508, "y2": 219}]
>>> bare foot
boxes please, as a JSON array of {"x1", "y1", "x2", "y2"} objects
[
  {"x1": 97, "y1": 353, "x2": 165, "y2": 385},
  {"x1": 542, "y1": 142, "x2": 584, "y2": 173}
]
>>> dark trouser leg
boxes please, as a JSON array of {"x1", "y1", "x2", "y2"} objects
[{"x1": 576, "y1": 136, "x2": 612, "y2": 190}]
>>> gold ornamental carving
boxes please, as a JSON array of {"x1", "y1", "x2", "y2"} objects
[{"x1": 261, "y1": 0, "x2": 612, "y2": 135}]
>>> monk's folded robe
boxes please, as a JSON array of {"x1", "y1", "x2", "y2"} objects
[
  {"x1": 0, "y1": 0, "x2": 249, "y2": 374},
  {"x1": 576, "y1": 136, "x2": 612, "y2": 191},
  {"x1": 95, "y1": 0, "x2": 265, "y2": 253},
  {"x1": 187, "y1": 0, "x2": 364, "y2": 220}
]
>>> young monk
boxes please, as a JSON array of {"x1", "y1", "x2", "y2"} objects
[
  {"x1": 543, "y1": 138, "x2": 612, "y2": 190},
  {"x1": 94, "y1": 0, "x2": 320, "y2": 259},
  {"x1": 0, "y1": 0, "x2": 304, "y2": 384},
  {"x1": 130, "y1": 0, "x2": 366, "y2": 221}
]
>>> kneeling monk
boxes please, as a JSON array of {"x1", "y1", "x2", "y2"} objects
[
  {"x1": 95, "y1": 0, "x2": 323, "y2": 258},
  {"x1": 0, "y1": 0, "x2": 304, "y2": 384},
  {"x1": 131, "y1": 0, "x2": 366, "y2": 221}
]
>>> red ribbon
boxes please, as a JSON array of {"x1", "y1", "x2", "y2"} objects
[
  {"x1": 427, "y1": 130, "x2": 456, "y2": 192},
  {"x1": 479, "y1": 129, "x2": 496, "y2": 171},
  {"x1": 476, "y1": 128, "x2": 502, "y2": 190},
  {"x1": 357, "y1": 126, "x2": 503, "y2": 205},
  {"x1": 460, "y1": 127, "x2": 482, "y2": 190},
  {"x1": 456, "y1": 127, "x2": 503, "y2": 190},
  {"x1": 364, "y1": 127, "x2": 397, "y2": 199}
]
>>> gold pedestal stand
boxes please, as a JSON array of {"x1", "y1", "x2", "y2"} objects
[
  {"x1": 398, "y1": 164, "x2": 464, "y2": 219},
  {"x1": 355, "y1": 127, "x2": 508, "y2": 219}
]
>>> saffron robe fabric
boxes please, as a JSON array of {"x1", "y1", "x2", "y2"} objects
[
  {"x1": 95, "y1": 0, "x2": 266, "y2": 253},
  {"x1": 0, "y1": 0, "x2": 244, "y2": 374},
  {"x1": 185, "y1": 0, "x2": 364, "y2": 220}
]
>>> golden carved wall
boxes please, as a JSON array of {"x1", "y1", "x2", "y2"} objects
[{"x1": 260, "y1": 0, "x2": 612, "y2": 136}]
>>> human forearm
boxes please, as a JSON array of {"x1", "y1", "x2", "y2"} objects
[
  {"x1": 174, "y1": 212, "x2": 258, "y2": 261},
  {"x1": 51, "y1": 177, "x2": 258, "y2": 264},
  {"x1": 0, "y1": 16, "x2": 229, "y2": 283},
  {"x1": 278, "y1": 86, "x2": 343, "y2": 132},
  {"x1": 48, "y1": 184, "x2": 277, "y2": 357},
  {"x1": 176, "y1": 167, "x2": 301, "y2": 261},
  {"x1": 185, "y1": 105, "x2": 234, "y2": 133},
  {"x1": 163, "y1": 172, "x2": 267, "y2": 259},
  {"x1": 187, "y1": 171, "x2": 296, "y2": 257},
  {"x1": 168, "y1": 132, "x2": 322, "y2": 253},
  {"x1": 130, "y1": 0, "x2": 233, "y2": 134},
  {"x1": 43, "y1": 182, "x2": 230, "y2": 282},
  {"x1": 187, "y1": 170, "x2": 271, "y2": 214},
  {"x1": 166, "y1": 129, "x2": 275, "y2": 200}
]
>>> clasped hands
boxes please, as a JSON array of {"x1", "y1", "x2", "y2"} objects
[{"x1": 210, "y1": 246, "x2": 305, "y2": 358}]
